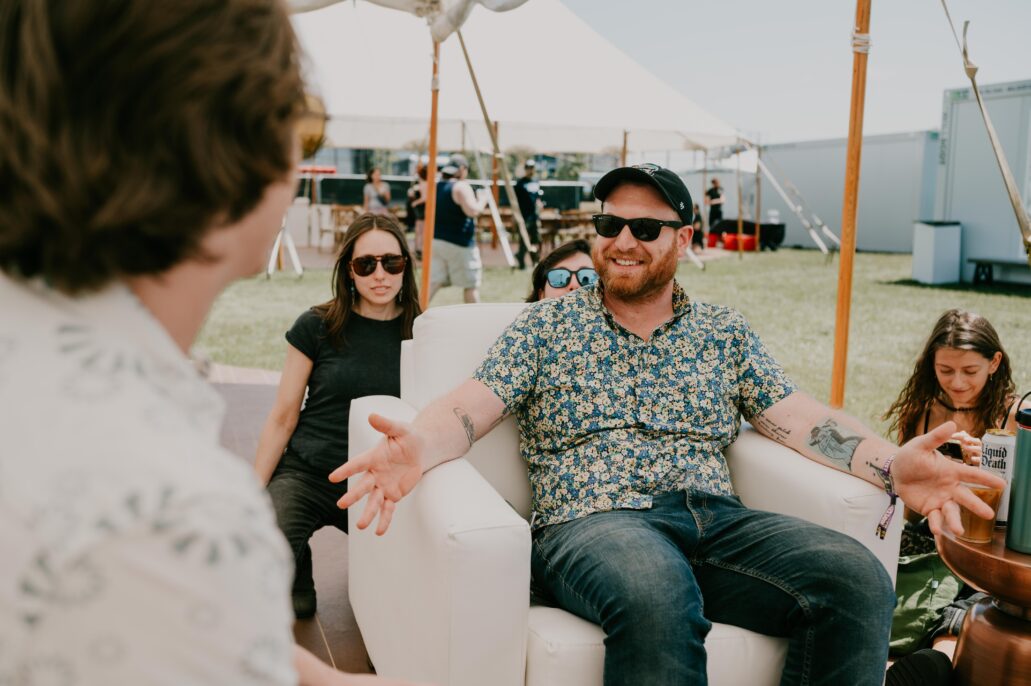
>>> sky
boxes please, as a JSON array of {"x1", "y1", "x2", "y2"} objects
[{"x1": 560, "y1": 0, "x2": 1031, "y2": 144}]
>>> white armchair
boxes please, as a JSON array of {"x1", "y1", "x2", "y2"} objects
[{"x1": 348, "y1": 303, "x2": 901, "y2": 686}]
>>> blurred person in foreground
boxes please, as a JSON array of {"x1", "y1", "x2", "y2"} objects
[
  {"x1": 524, "y1": 239, "x2": 597, "y2": 302},
  {"x1": 0, "y1": 1, "x2": 419, "y2": 684},
  {"x1": 332, "y1": 164, "x2": 1003, "y2": 686}
]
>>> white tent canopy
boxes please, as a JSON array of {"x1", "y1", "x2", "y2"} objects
[{"x1": 291, "y1": 0, "x2": 740, "y2": 154}]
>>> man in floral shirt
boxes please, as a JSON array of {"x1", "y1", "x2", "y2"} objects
[{"x1": 336, "y1": 165, "x2": 1002, "y2": 686}]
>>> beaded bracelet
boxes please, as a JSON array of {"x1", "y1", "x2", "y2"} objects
[{"x1": 868, "y1": 454, "x2": 898, "y2": 540}]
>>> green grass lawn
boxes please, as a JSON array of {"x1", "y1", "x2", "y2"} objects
[{"x1": 197, "y1": 249, "x2": 1030, "y2": 434}]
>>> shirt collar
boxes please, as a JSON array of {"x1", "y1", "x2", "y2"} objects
[{"x1": 7, "y1": 276, "x2": 225, "y2": 439}]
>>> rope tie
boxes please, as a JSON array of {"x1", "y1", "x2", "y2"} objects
[{"x1": 851, "y1": 30, "x2": 871, "y2": 54}]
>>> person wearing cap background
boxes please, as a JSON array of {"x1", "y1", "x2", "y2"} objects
[
  {"x1": 331, "y1": 163, "x2": 1002, "y2": 685},
  {"x1": 513, "y1": 159, "x2": 544, "y2": 270},
  {"x1": 428, "y1": 153, "x2": 489, "y2": 303}
]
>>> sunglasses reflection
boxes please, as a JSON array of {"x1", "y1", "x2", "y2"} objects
[{"x1": 546, "y1": 267, "x2": 599, "y2": 289}]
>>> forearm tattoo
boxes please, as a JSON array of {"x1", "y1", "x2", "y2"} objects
[
  {"x1": 752, "y1": 412, "x2": 792, "y2": 443},
  {"x1": 807, "y1": 418, "x2": 865, "y2": 471},
  {"x1": 453, "y1": 407, "x2": 476, "y2": 448}
]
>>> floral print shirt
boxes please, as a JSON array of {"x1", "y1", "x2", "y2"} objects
[{"x1": 474, "y1": 282, "x2": 796, "y2": 529}]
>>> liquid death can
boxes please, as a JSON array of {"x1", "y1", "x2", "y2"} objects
[{"x1": 982, "y1": 429, "x2": 1016, "y2": 526}]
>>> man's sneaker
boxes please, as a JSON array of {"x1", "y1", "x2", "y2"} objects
[{"x1": 292, "y1": 590, "x2": 317, "y2": 620}]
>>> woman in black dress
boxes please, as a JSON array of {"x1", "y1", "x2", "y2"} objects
[{"x1": 255, "y1": 213, "x2": 420, "y2": 618}]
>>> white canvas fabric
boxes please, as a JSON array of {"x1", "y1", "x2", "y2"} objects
[{"x1": 291, "y1": 0, "x2": 740, "y2": 153}]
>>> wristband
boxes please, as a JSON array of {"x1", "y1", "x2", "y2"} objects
[{"x1": 868, "y1": 454, "x2": 898, "y2": 540}]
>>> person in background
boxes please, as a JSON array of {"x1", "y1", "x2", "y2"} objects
[
  {"x1": 428, "y1": 153, "x2": 489, "y2": 304},
  {"x1": 407, "y1": 163, "x2": 428, "y2": 258},
  {"x1": 255, "y1": 214, "x2": 420, "y2": 620},
  {"x1": 883, "y1": 309, "x2": 1027, "y2": 686},
  {"x1": 0, "y1": 1, "x2": 419, "y2": 684},
  {"x1": 514, "y1": 159, "x2": 544, "y2": 270},
  {"x1": 705, "y1": 177, "x2": 724, "y2": 234},
  {"x1": 690, "y1": 202, "x2": 705, "y2": 252},
  {"x1": 525, "y1": 239, "x2": 597, "y2": 302},
  {"x1": 363, "y1": 167, "x2": 391, "y2": 216}
]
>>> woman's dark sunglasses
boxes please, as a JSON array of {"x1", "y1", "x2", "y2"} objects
[
  {"x1": 591, "y1": 213, "x2": 684, "y2": 242},
  {"x1": 546, "y1": 267, "x2": 599, "y2": 289},
  {"x1": 351, "y1": 253, "x2": 406, "y2": 277}
]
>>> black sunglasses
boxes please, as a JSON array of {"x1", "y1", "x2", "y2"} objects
[
  {"x1": 546, "y1": 267, "x2": 599, "y2": 289},
  {"x1": 592, "y1": 213, "x2": 684, "y2": 242},
  {"x1": 351, "y1": 253, "x2": 406, "y2": 277}
]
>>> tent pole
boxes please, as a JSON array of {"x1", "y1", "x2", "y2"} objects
[
  {"x1": 455, "y1": 30, "x2": 534, "y2": 255},
  {"x1": 830, "y1": 0, "x2": 872, "y2": 408},
  {"x1": 419, "y1": 40, "x2": 441, "y2": 311},
  {"x1": 736, "y1": 148, "x2": 743, "y2": 259},
  {"x1": 702, "y1": 153, "x2": 708, "y2": 234},
  {"x1": 490, "y1": 121, "x2": 500, "y2": 249},
  {"x1": 621, "y1": 130, "x2": 629, "y2": 167},
  {"x1": 755, "y1": 144, "x2": 762, "y2": 252}
]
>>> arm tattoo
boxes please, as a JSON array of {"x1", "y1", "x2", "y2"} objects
[
  {"x1": 806, "y1": 418, "x2": 865, "y2": 471},
  {"x1": 453, "y1": 408, "x2": 476, "y2": 448},
  {"x1": 752, "y1": 412, "x2": 792, "y2": 444}
]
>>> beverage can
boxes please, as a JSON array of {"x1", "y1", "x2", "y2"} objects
[{"x1": 982, "y1": 429, "x2": 1016, "y2": 525}]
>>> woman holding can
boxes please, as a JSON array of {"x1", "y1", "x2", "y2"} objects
[{"x1": 884, "y1": 309, "x2": 1027, "y2": 685}]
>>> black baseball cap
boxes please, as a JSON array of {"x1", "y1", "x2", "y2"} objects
[{"x1": 594, "y1": 163, "x2": 694, "y2": 225}]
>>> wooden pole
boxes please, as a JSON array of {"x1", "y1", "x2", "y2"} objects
[
  {"x1": 829, "y1": 0, "x2": 872, "y2": 408},
  {"x1": 419, "y1": 40, "x2": 441, "y2": 311},
  {"x1": 621, "y1": 130, "x2": 628, "y2": 167},
  {"x1": 490, "y1": 121, "x2": 500, "y2": 249},
  {"x1": 754, "y1": 146, "x2": 762, "y2": 252},
  {"x1": 702, "y1": 152, "x2": 708, "y2": 234},
  {"x1": 736, "y1": 149, "x2": 744, "y2": 259}
]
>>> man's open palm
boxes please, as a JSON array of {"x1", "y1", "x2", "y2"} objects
[
  {"x1": 329, "y1": 413, "x2": 425, "y2": 535},
  {"x1": 892, "y1": 421, "x2": 1006, "y2": 537}
]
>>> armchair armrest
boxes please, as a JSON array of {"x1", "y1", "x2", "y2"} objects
[
  {"x1": 347, "y1": 396, "x2": 531, "y2": 686},
  {"x1": 726, "y1": 426, "x2": 901, "y2": 584}
]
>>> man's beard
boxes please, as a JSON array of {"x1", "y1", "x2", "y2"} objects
[{"x1": 592, "y1": 240, "x2": 678, "y2": 303}]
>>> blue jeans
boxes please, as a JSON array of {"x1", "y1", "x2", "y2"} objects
[{"x1": 530, "y1": 490, "x2": 895, "y2": 686}]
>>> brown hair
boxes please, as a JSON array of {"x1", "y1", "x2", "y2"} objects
[
  {"x1": 0, "y1": 0, "x2": 305, "y2": 293},
  {"x1": 314, "y1": 214, "x2": 421, "y2": 347},
  {"x1": 884, "y1": 309, "x2": 1016, "y2": 441},
  {"x1": 526, "y1": 239, "x2": 593, "y2": 302}
]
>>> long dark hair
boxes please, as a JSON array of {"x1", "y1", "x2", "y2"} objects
[
  {"x1": 884, "y1": 309, "x2": 1015, "y2": 442},
  {"x1": 313, "y1": 213, "x2": 420, "y2": 347},
  {"x1": 526, "y1": 239, "x2": 593, "y2": 302}
]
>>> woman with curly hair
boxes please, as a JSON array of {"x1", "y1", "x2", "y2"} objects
[
  {"x1": 884, "y1": 309, "x2": 1026, "y2": 686},
  {"x1": 885, "y1": 308, "x2": 1023, "y2": 455}
]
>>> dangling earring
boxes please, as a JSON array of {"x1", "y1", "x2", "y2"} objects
[
  {"x1": 396, "y1": 285, "x2": 404, "y2": 303},
  {"x1": 349, "y1": 281, "x2": 356, "y2": 298}
]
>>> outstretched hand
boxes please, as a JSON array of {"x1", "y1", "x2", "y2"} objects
[
  {"x1": 329, "y1": 413, "x2": 425, "y2": 536},
  {"x1": 891, "y1": 422, "x2": 1006, "y2": 537}
]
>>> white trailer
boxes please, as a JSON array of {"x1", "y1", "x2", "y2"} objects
[{"x1": 935, "y1": 78, "x2": 1031, "y2": 285}]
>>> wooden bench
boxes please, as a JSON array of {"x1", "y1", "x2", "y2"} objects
[{"x1": 968, "y1": 257, "x2": 1031, "y2": 284}]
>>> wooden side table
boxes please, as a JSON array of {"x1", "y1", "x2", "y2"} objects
[{"x1": 938, "y1": 529, "x2": 1031, "y2": 685}]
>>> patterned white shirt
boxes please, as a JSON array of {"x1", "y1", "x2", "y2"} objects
[{"x1": 0, "y1": 275, "x2": 297, "y2": 685}]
